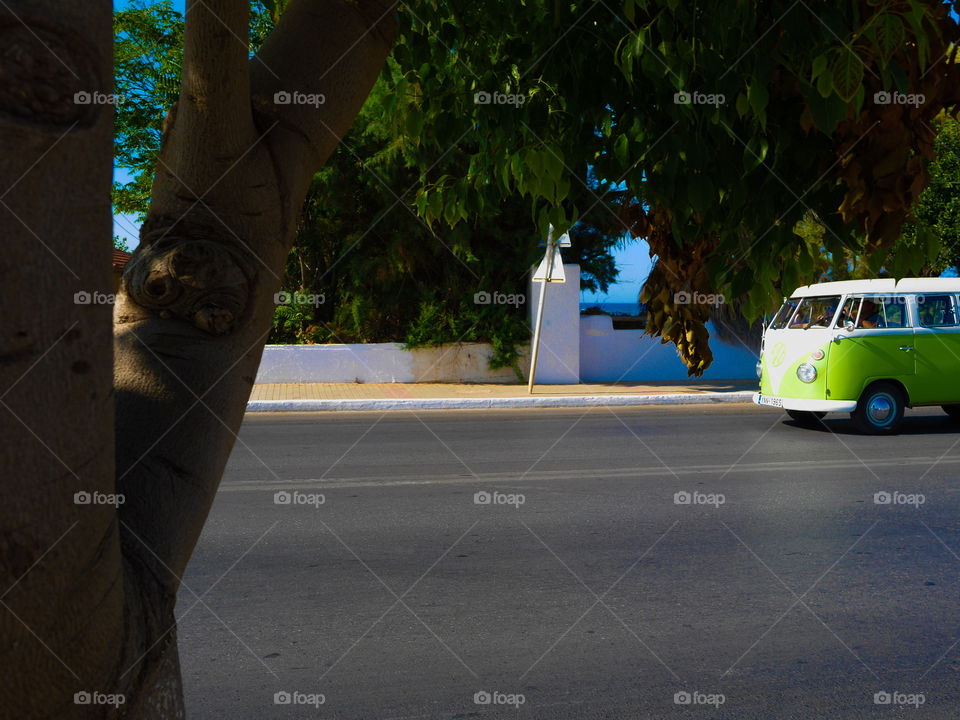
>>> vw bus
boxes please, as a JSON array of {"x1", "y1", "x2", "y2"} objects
[{"x1": 753, "y1": 278, "x2": 960, "y2": 433}]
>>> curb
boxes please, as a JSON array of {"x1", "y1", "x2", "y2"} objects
[{"x1": 246, "y1": 391, "x2": 756, "y2": 413}]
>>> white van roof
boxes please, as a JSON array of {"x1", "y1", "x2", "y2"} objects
[{"x1": 791, "y1": 278, "x2": 959, "y2": 297}]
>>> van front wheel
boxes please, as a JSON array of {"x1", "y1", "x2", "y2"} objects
[
  {"x1": 851, "y1": 383, "x2": 904, "y2": 434},
  {"x1": 786, "y1": 410, "x2": 826, "y2": 426}
]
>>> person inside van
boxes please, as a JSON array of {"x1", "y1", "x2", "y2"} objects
[
  {"x1": 793, "y1": 298, "x2": 840, "y2": 328},
  {"x1": 858, "y1": 299, "x2": 882, "y2": 328},
  {"x1": 835, "y1": 299, "x2": 857, "y2": 328}
]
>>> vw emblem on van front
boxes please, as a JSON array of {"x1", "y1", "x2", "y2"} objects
[{"x1": 769, "y1": 342, "x2": 787, "y2": 367}]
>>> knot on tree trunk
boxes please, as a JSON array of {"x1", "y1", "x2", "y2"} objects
[
  {"x1": 121, "y1": 218, "x2": 256, "y2": 335},
  {"x1": 0, "y1": 17, "x2": 102, "y2": 128}
]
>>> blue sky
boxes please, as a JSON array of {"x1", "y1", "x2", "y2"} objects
[{"x1": 581, "y1": 240, "x2": 651, "y2": 305}]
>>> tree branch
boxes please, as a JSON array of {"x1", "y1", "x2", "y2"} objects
[
  {"x1": 251, "y1": 0, "x2": 398, "y2": 225},
  {"x1": 113, "y1": 0, "x2": 395, "y2": 612}
]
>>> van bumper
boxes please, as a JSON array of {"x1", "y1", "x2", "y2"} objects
[{"x1": 752, "y1": 393, "x2": 857, "y2": 413}]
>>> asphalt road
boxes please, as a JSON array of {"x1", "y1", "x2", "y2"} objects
[{"x1": 178, "y1": 404, "x2": 960, "y2": 719}]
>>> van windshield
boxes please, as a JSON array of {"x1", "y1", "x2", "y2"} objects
[
  {"x1": 769, "y1": 299, "x2": 799, "y2": 330},
  {"x1": 771, "y1": 295, "x2": 841, "y2": 330}
]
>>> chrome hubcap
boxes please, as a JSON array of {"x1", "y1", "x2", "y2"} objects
[{"x1": 867, "y1": 394, "x2": 894, "y2": 425}]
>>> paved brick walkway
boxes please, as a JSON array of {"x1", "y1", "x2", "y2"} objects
[{"x1": 249, "y1": 379, "x2": 756, "y2": 402}]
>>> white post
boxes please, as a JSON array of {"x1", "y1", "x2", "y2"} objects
[{"x1": 527, "y1": 241, "x2": 555, "y2": 394}]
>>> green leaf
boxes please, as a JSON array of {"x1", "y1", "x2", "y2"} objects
[
  {"x1": 526, "y1": 149, "x2": 544, "y2": 179},
  {"x1": 500, "y1": 156, "x2": 512, "y2": 191},
  {"x1": 916, "y1": 225, "x2": 939, "y2": 262},
  {"x1": 781, "y1": 262, "x2": 799, "y2": 296},
  {"x1": 415, "y1": 190, "x2": 429, "y2": 218},
  {"x1": 543, "y1": 146, "x2": 564, "y2": 179},
  {"x1": 747, "y1": 82, "x2": 769, "y2": 117},
  {"x1": 735, "y1": 92, "x2": 749, "y2": 118},
  {"x1": 614, "y1": 134, "x2": 629, "y2": 166},
  {"x1": 510, "y1": 152, "x2": 524, "y2": 186},
  {"x1": 444, "y1": 195, "x2": 460, "y2": 225},
  {"x1": 903, "y1": 0, "x2": 932, "y2": 68},
  {"x1": 811, "y1": 52, "x2": 829, "y2": 81},
  {"x1": 874, "y1": 14, "x2": 905, "y2": 64},
  {"x1": 404, "y1": 109, "x2": 424, "y2": 138},
  {"x1": 830, "y1": 49, "x2": 864, "y2": 102},
  {"x1": 427, "y1": 191, "x2": 443, "y2": 224},
  {"x1": 816, "y1": 66, "x2": 834, "y2": 98},
  {"x1": 743, "y1": 136, "x2": 769, "y2": 171}
]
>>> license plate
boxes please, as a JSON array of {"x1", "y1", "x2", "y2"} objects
[{"x1": 758, "y1": 394, "x2": 783, "y2": 408}]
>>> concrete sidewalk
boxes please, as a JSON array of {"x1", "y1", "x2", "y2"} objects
[{"x1": 247, "y1": 380, "x2": 757, "y2": 412}]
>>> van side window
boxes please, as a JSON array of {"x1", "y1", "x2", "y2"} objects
[
  {"x1": 877, "y1": 296, "x2": 907, "y2": 328},
  {"x1": 839, "y1": 296, "x2": 909, "y2": 329},
  {"x1": 917, "y1": 295, "x2": 959, "y2": 327},
  {"x1": 856, "y1": 298, "x2": 883, "y2": 328},
  {"x1": 837, "y1": 297, "x2": 859, "y2": 327}
]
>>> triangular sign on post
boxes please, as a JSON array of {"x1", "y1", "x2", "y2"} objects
[
  {"x1": 532, "y1": 247, "x2": 565, "y2": 283},
  {"x1": 538, "y1": 225, "x2": 572, "y2": 247}
]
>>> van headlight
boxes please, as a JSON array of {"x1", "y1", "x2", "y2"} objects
[
  {"x1": 756, "y1": 361, "x2": 762, "y2": 379},
  {"x1": 797, "y1": 363, "x2": 817, "y2": 383}
]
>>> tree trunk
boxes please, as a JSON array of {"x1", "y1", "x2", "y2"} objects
[{"x1": 1, "y1": 1, "x2": 395, "y2": 717}]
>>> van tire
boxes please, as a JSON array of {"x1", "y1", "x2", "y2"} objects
[
  {"x1": 786, "y1": 410, "x2": 826, "y2": 426},
  {"x1": 851, "y1": 383, "x2": 904, "y2": 434},
  {"x1": 942, "y1": 404, "x2": 960, "y2": 419}
]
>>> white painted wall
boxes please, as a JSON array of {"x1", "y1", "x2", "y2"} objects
[
  {"x1": 256, "y1": 342, "x2": 524, "y2": 384},
  {"x1": 255, "y1": 260, "x2": 756, "y2": 384},
  {"x1": 527, "y1": 263, "x2": 580, "y2": 384},
  {"x1": 579, "y1": 314, "x2": 757, "y2": 381}
]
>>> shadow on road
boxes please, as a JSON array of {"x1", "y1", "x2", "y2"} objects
[{"x1": 786, "y1": 414, "x2": 960, "y2": 436}]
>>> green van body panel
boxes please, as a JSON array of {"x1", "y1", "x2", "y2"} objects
[
  {"x1": 825, "y1": 331, "x2": 915, "y2": 401},
  {"x1": 910, "y1": 328, "x2": 960, "y2": 405}
]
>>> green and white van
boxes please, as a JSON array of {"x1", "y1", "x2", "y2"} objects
[{"x1": 753, "y1": 278, "x2": 960, "y2": 433}]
